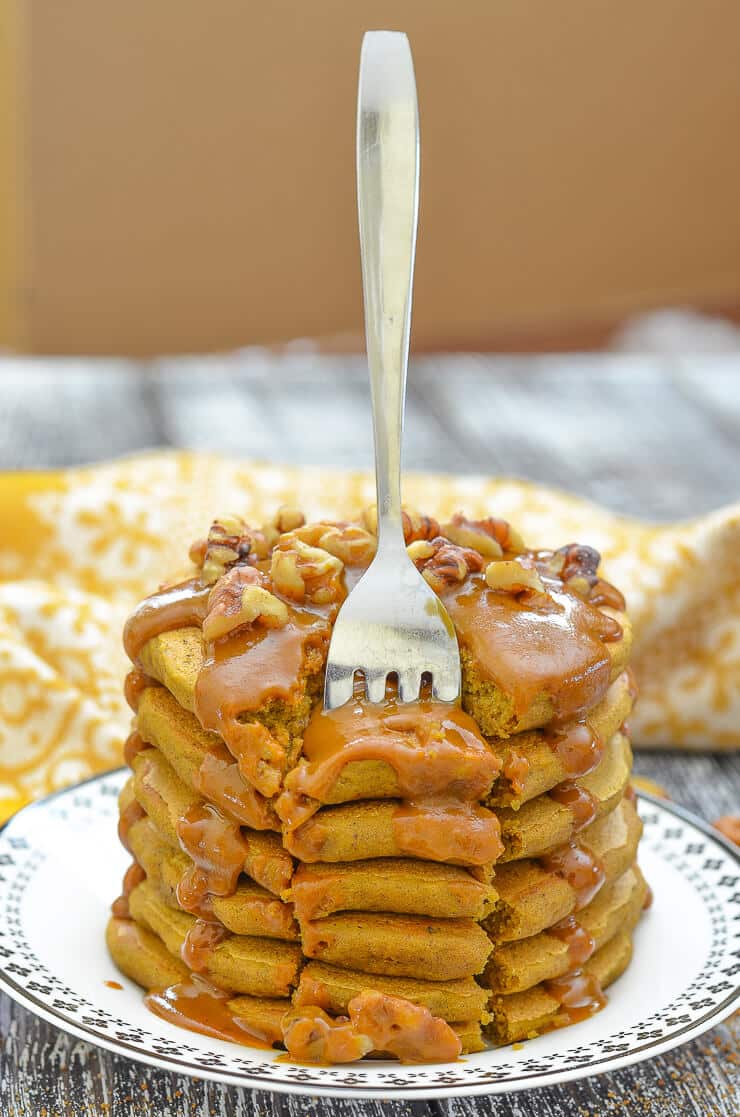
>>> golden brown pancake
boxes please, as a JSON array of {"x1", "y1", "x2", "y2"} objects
[
  {"x1": 136, "y1": 685, "x2": 279, "y2": 830},
  {"x1": 284, "y1": 797, "x2": 499, "y2": 872},
  {"x1": 482, "y1": 864, "x2": 647, "y2": 993},
  {"x1": 107, "y1": 916, "x2": 292, "y2": 1047},
  {"x1": 298, "y1": 911, "x2": 492, "y2": 981},
  {"x1": 486, "y1": 926, "x2": 637, "y2": 1045},
  {"x1": 288, "y1": 858, "x2": 496, "y2": 921},
  {"x1": 487, "y1": 671, "x2": 634, "y2": 809},
  {"x1": 127, "y1": 815, "x2": 299, "y2": 940},
  {"x1": 130, "y1": 748, "x2": 294, "y2": 895},
  {"x1": 138, "y1": 625, "x2": 322, "y2": 751},
  {"x1": 486, "y1": 795, "x2": 643, "y2": 942},
  {"x1": 293, "y1": 960, "x2": 489, "y2": 1024},
  {"x1": 456, "y1": 607, "x2": 631, "y2": 739},
  {"x1": 106, "y1": 915, "x2": 189, "y2": 990},
  {"x1": 498, "y1": 731, "x2": 632, "y2": 861},
  {"x1": 129, "y1": 880, "x2": 302, "y2": 998}
]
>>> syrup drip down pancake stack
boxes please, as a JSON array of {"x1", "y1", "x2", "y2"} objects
[{"x1": 107, "y1": 508, "x2": 648, "y2": 1062}]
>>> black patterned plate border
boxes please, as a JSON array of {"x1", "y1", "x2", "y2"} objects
[{"x1": 0, "y1": 770, "x2": 737, "y2": 1100}]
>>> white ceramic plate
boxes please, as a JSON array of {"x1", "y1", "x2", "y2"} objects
[{"x1": 0, "y1": 771, "x2": 737, "y2": 1100}]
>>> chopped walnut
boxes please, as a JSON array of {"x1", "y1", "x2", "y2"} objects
[
  {"x1": 408, "y1": 536, "x2": 484, "y2": 593},
  {"x1": 362, "y1": 505, "x2": 440, "y2": 544},
  {"x1": 275, "y1": 505, "x2": 306, "y2": 533},
  {"x1": 194, "y1": 515, "x2": 259, "y2": 584},
  {"x1": 445, "y1": 513, "x2": 524, "y2": 557},
  {"x1": 555, "y1": 544, "x2": 601, "y2": 598},
  {"x1": 289, "y1": 521, "x2": 376, "y2": 567},
  {"x1": 258, "y1": 506, "x2": 308, "y2": 555},
  {"x1": 271, "y1": 538, "x2": 344, "y2": 604},
  {"x1": 202, "y1": 566, "x2": 288, "y2": 641},
  {"x1": 557, "y1": 543, "x2": 600, "y2": 579},
  {"x1": 403, "y1": 509, "x2": 441, "y2": 543},
  {"x1": 484, "y1": 558, "x2": 545, "y2": 595}
]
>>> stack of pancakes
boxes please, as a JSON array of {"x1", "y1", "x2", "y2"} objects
[{"x1": 107, "y1": 509, "x2": 646, "y2": 1061}]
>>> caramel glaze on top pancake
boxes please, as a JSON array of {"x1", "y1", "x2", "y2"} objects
[{"x1": 442, "y1": 566, "x2": 623, "y2": 726}]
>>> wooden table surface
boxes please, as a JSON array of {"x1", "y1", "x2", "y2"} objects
[{"x1": 0, "y1": 354, "x2": 738, "y2": 1116}]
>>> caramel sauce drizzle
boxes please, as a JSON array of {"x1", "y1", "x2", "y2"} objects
[
  {"x1": 349, "y1": 990, "x2": 462, "y2": 1064},
  {"x1": 545, "y1": 722, "x2": 604, "y2": 780},
  {"x1": 281, "y1": 1005, "x2": 372, "y2": 1063},
  {"x1": 124, "y1": 669, "x2": 158, "y2": 712},
  {"x1": 587, "y1": 579, "x2": 626, "y2": 610},
  {"x1": 110, "y1": 861, "x2": 146, "y2": 918},
  {"x1": 502, "y1": 748, "x2": 530, "y2": 796},
  {"x1": 392, "y1": 799, "x2": 504, "y2": 865},
  {"x1": 196, "y1": 743, "x2": 278, "y2": 831},
  {"x1": 181, "y1": 918, "x2": 231, "y2": 972},
  {"x1": 175, "y1": 802, "x2": 248, "y2": 915},
  {"x1": 145, "y1": 975, "x2": 277, "y2": 1049},
  {"x1": 277, "y1": 697, "x2": 501, "y2": 831},
  {"x1": 549, "y1": 781, "x2": 599, "y2": 831},
  {"x1": 549, "y1": 914, "x2": 596, "y2": 966},
  {"x1": 123, "y1": 579, "x2": 211, "y2": 664},
  {"x1": 289, "y1": 871, "x2": 336, "y2": 925},
  {"x1": 123, "y1": 730, "x2": 147, "y2": 768},
  {"x1": 194, "y1": 602, "x2": 335, "y2": 798},
  {"x1": 117, "y1": 800, "x2": 145, "y2": 854},
  {"x1": 443, "y1": 572, "x2": 621, "y2": 722},
  {"x1": 539, "y1": 842, "x2": 606, "y2": 910},
  {"x1": 543, "y1": 970, "x2": 607, "y2": 1027},
  {"x1": 281, "y1": 992, "x2": 461, "y2": 1064}
]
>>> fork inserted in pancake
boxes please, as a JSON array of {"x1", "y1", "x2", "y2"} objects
[{"x1": 323, "y1": 32, "x2": 461, "y2": 710}]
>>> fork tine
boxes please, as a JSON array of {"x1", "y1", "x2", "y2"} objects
[
  {"x1": 431, "y1": 666, "x2": 461, "y2": 704},
  {"x1": 365, "y1": 671, "x2": 389, "y2": 705},
  {"x1": 324, "y1": 670, "x2": 355, "y2": 711},
  {"x1": 398, "y1": 669, "x2": 422, "y2": 703}
]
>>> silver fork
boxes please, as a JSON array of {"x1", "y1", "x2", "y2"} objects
[{"x1": 323, "y1": 31, "x2": 461, "y2": 710}]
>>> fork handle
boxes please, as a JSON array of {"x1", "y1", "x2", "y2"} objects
[{"x1": 357, "y1": 32, "x2": 420, "y2": 551}]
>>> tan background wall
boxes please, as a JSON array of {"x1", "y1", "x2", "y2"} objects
[{"x1": 8, "y1": 1, "x2": 740, "y2": 354}]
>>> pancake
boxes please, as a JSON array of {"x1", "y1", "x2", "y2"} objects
[
  {"x1": 107, "y1": 916, "x2": 292, "y2": 1047},
  {"x1": 486, "y1": 795, "x2": 643, "y2": 942},
  {"x1": 487, "y1": 671, "x2": 634, "y2": 810},
  {"x1": 486, "y1": 926, "x2": 636, "y2": 1045},
  {"x1": 136, "y1": 685, "x2": 279, "y2": 831},
  {"x1": 293, "y1": 960, "x2": 490, "y2": 1024},
  {"x1": 288, "y1": 859, "x2": 496, "y2": 921},
  {"x1": 129, "y1": 880, "x2": 303, "y2": 997},
  {"x1": 127, "y1": 815, "x2": 299, "y2": 940},
  {"x1": 138, "y1": 625, "x2": 322, "y2": 757},
  {"x1": 130, "y1": 747, "x2": 294, "y2": 895},
  {"x1": 107, "y1": 914, "x2": 188, "y2": 990},
  {"x1": 299, "y1": 911, "x2": 492, "y2": 981},
  {"x1": 498, "y1": 731, "x2": 632, "y2": 861},
  {"x1": 482, "y1": 864, "x2": 647, "y2": 993},
  {"x1": 284, "y1": 797, "x2": 500, "y2": 871},
  {"x1": 449, "y1": 576, "x2": 634, "y2": 741}
]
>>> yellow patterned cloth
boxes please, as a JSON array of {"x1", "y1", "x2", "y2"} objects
[{"x1": 0, "y1": 451, "x2": 737, "y2": 821}]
